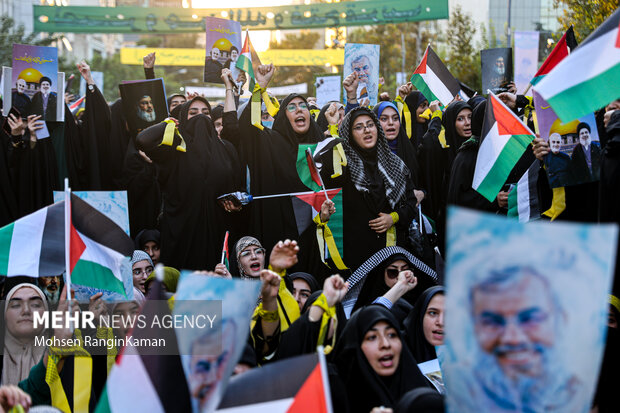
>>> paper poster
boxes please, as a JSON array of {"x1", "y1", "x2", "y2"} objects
[
  {"x1": 442, "y1": 207, "x2": 617, "y2": 413},
  {"x1": 514, "y1": 31, "x2": 539, "y2": 95},
  {"x1": 481, "y1": 48, "x2": 513, "y2": 94},
  {"x1": 9, "y1": 44, "x2": 63, "y2": 122},
  {"x1": 174, "y1": 273, "x2": 260, "y2": 413},
  {"x1": 315, "y1": 75, "x2": 341, "y2": 108},
  {"x1": 343, "y1": 43, "x2": 380, "y2": 106},
  {"x1": 204, "y1": 17, "x2": 242, "y2": 84},
  {"x1": 53, "y1": 190, "x2": 130, "y2": 235},
  {"x1": 418, "y1": 358, "x2": 445, "y2": 394},
  {"x1": 533, "y1": 89, "x2": 601, "y2": 187},
  {"x1": 119, "y1": 78, "x2": 168, "y2": 135}
]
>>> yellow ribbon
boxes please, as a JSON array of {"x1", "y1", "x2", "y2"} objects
[
  {"x1": 438, "y1": 129, "x2": 449, "y2": 149},
  {"x1": 523, "y1": 96, "x2": 535, "y2": 122},
  {"x1": 251, "y1": 83, "x2": 264, "y2": 130},
  {"x1": 313, "y1": 214, "x2": 348, "y2": 270},
  {"x1": 253, "y1": 302, "x2": 279, "y2": 322},
  {"x1": 332, "y1": 143, "x2": 347, "y2": 178},
  {"x1": 610, "y1": 294, "x2": 620, "y2": 314},
  {"x1": 160, "y1": 119, "x2": 186, "y2": 152},
  {"x1": 312, "y1": 293, "x2": 337, "y2": 354},
  {"x1": 310, "y1": 109, "x2": 320, "y2": 121},
  {"x1": 261, "y1": 87, "x2": 280, "y2": 117},
  {"x1": 328, "y1": 124, "x2": 339, "y2": 137},
  {"x1": 395, "y1": 96, "x2": 412, "y2": 139},
  {"x1": 419, "y1": 108, "x2": 433, "y2": 120},
  {"x1": 96, "y1": 327, "x2": 117, "y2": 374},
  {"x1": 46, "y1": 330, "x2": 92, "y2": 413},
  {"x1": 542, "y1": 186, "x2": 566, "y2": 221}
]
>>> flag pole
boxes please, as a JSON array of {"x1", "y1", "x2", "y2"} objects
[
  {"x1": 522, "y1": 82, "x2": 532, "y2": 95},
  {"x1": 306, "y1": 147, "x2": 330, "y2": 201},
  {"x1": 317, "y1": 346, "x2": 334, "y2": 413},
  {"x1": 64, "y1": 178, "x2": 73, "y2": 307},
  {"x1": 220, "y1": 231, "x2": 229, "y2": 265},
  {"x1": 252, "y1": 190, "x2": 327, "y2": 200}
]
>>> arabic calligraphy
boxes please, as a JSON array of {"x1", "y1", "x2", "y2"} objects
[
  {"x1": 209, "y1": 28, "x2": 239, "y2": 35},
  {"x1": 15, "y1": 56, "x2": 54, "y2": 64}
]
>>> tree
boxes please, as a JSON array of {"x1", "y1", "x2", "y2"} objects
[
  {"x1": 347, "y1": 22, "x2": 440, "y2": 97},
  {"x1": 554, "y1": 0, "x2": 618, "y2": 42},
  {"x1": 0, "y1": 15, "x2": 60, "y2": 67},
  {"x1": 446, "y1": 6, "x2": 480, "y2": 93}
]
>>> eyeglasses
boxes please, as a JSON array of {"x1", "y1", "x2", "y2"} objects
[
  {"x1": 188, "y1": 108, "x2": 210, "y2": 116},
  {"x1": 133, "y1": 266, "x2": 154, "y2": 276},
  {"x1": 352, "y1": 122, "x2": 376, "y2": 132},
  {"x1": 286, "y1": 102, "x2": 308, "y2": 112},
  {"x1": 385, "y1": 267, "x2": 410, "y2": 279},
  {"x1": 240, "y1": 247, "x2": 266, "y2": 258}
]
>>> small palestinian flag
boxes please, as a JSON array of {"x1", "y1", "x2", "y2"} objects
[
  {"x1": 507, "y1": 161, "x2": 541, "y2": 223},
  {"x1": 0, "y1": 195, "x2": 133, "y2": 291},
  {"x1": 535, "y1": 9, "x2": 620, "y2": 122},
  {"x1": 411, "y1": 45, "x2": 461, "y2": 106},
  {"x1": 530, "y1": 26, "x2": 578, "y2": 86},
  {"x1": 216, "y1": 352, "x2": 332, "y2": 412},
  {"x1": 95, "y1": 278, "x2": 192, "y2": 413},
  {"x1": 296, "y1": 139, "x2": 341, "y2": 192},
  {"x1": 473, "y1": 93, "x2": 535, "y2": 202},
  {"x1": 69, "y1": 95, "x2": 85, "y2": 112},
  {"x1": 291, "y1": 188, "x2": 342, "y2": 236},
  {"x1": 221, "y1": 231, "x2": 230, "y2": 270},
  {"x1": 236, "y1": 29, "x2": 262, "y2": 87}
]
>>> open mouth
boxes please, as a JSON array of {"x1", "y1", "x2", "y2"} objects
[
  {"x1": 379, "y1": 354, "x2": 394, "y2": 368},
  {"x1": 250, "y1": 262, "x2": 261, "y2": 271},
  {"x1": 294, "y1": 116, "x2": 306, "y2": 127},
  {"x1": 432, "y1": 330, "x2": 444, "y2": 340}
]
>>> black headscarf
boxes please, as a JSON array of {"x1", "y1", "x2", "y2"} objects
[
  {"x1": 471, "y1": 100, "x2": 487, "y2": 138},
  {"x1": 339, "y1": 107, "x2": 410, "y2": 209},
  {"x1": 332, "y1": 305, "x2": 431, "y2": 412},
  {"x1": 396, "y1": 387, "x2": 445, "y2": 413},
  {"x1": 289, "y1": 272, "x2": 320, "y2": 293},
  {"x1": 403, "y1": 91, "x2": 429, "y2": 148},
  {"x1": 273, "y1": 94, "x2": 324, "y2": 145},
  {"x1": 134, "y1": 228, "x2": 161, "y2": 250},
  {"x1": 442, "y1": 101, "x2": 472, "y2": 159},
  {"x1": 403, "y1": 286, "x2": 444, "y2": 363}
]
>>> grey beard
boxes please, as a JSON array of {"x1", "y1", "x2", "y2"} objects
[
  {"x1": 44, "y1": 288, "x2": 60, "y2": 305},
  {"x1": 137, "y1": 109, "x2": 156, "y2": 122}
]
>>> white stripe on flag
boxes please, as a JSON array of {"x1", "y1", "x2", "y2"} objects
[
  {"x1": 472, "y1": 123, "x2": 510, "y2": 189},
  {"x1": 536, "y1": 28, "x2": 620, "y2": 98},
  {"x1": 108, "y1": 352, "x2": 165, "y2": 413},
  {"x1": 516, "y1": 171, "x2": 531, "y2": 223},
  {"x1": 215, "y1": 398, "x2": 294, "y2": 413},
  {"x1": 79, "y1": 231, "x2": 126, "y2": 282},
  {"x1": 7, "y1": 208, "x2": 47, "y2": 276},
  {"x1": 422, "y1": 66, "x2": 454, "y2": 106}
]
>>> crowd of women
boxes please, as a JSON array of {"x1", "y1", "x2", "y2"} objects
[{"x1": 0, "y1": 45, "x2": 619, "y2": 413}]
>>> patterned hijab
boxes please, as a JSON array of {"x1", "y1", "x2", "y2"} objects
[
  {"x1": 338, "y1": 106, "x2": 410, "y2": 209},
  {"x1": 235, "y1": 236, "x2": 264, "y2": 280}
]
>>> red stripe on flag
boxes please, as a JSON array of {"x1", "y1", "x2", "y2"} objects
[
  {"x1": 534, "y1": 29, "x2": 569, "y2": 78},
  {"x1": 69, "y1": 221, "x2": 86, "y2": 272},
  {"x1": 287, "y1": 365, "x2": 329, "y2": 413},
  {"x1": 306, "y1": 148, "x2": 323, "y2": 188},
  {"x1": 616, "y1": 20, "x2": 620, "y2": 47},
  {"x1": 413, "y1": 47, "x2": 428, "y2": 75},
  {"x1": 223, "y1": 231, "x2": 229, "y2": 261},
  {"x1": 295, "y1": 188, "x2": 341, "y2": 212},
  {"x1": 491, "y1": 95, "x2": 531, "y2": 136}
]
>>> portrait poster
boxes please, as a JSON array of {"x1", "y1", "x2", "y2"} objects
[
  {"x1": 175, "y1": 273, "x2": 260, "y2": 413},
  {"x1": 533, "y1": 89, "x2": 601, "y2": 187},
  {"x1": 203, "y1": 17, "x2": 242, "y2": 84},
  {"x1": 315, "y1": 74, "x2": 341, "y2": 108},
  {"x1": 343, "y1": 43, "x2": 380, "y2": 106},
  {"x1": 119, "y1": 78, "x2": 168, "y2": 135},
  {"x1": 514, "y1": 31, "x2": 539, "y2": 95},
  {"x1": 442, "y1": 207, "x2": 618, "y2": 413},
  {"x1": 10, "y1": 44, "x2": 63, "y2": 122},
  {"x1": 481, "y1": 48, "x2": 513, "y2": 95}
]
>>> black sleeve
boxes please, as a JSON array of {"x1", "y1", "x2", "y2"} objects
[
  {"x1": 447, "y1": 150, "x2": 499, "y2": 211},
  {"x1": 144, "y1": 67, "x2": 155, "y2": 80},
  {"x1": 221, "y1": 111, "x2": 241, "y2": 150},
  {"x1": 395, "y1": 175, "x2": 419, "y2": 229}
]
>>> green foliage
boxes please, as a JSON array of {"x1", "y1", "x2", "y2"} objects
[
  {"x1": 0, "y1": 15, "x2": 60, "y2": 67},
  {"x1": 554, "y1": 0, "x2": 618, "y2": 42},
  {"x1": 446, "y1": 6, "x2": 480, "y2": 92}
]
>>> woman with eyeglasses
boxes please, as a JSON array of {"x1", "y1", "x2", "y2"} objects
[
  {"x1": 219, "y1": 65, "x2": 339, "y2": 281},
  {"x1": 130, "y1": 250, "x2": 154, "y2": 294},
  {"x1": 136, "y1": 94, "x2": 244, "y2": 272},
  {"x1": 319, "y1": 107, "x2": 419, "y2": 272}
]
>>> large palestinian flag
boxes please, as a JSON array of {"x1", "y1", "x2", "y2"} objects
[
  {"x1": 535, "y1": 9, "x2": 620, "y2": 122},
  {"x1": 473, "y1": 93, "x2": 535, "y2": 202},
  {"x1": 411, "y1": 45, "x2": 461, "y2": 106},
  {"x1": 0, "y1": 195, "x2": 133, "y2": 295},
  {"x1": 530, "y1": 26, "x2": 578, "y2": 86},
  {"x1": 216, "y1": 353, "x2": 332, "y2": 412}
]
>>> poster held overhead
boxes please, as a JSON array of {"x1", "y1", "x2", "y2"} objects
[
  {"x1": 119, "y1": 78, "x2": 168, "y2": 135},
  {"x1": 481, "y1": 48, "x2": 513, "y2": 94},
  {"x1": 343, "y1": 43, "x2": 380, "y2": 107},
  {"x1": 204, "y1": 17, "x2": 242, "y2": 84}
]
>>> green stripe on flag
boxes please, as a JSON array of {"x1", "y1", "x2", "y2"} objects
[
  {"x1": 410, "y1": 74, "x2": 440, "y2": 103},
  {"x1": 72, "y1": 259, "x2": 127, "y2": 297},
  {"x1": 236, "y1": 54, "x2": 255, "y2": 80},
  {"x1": 329, "y1": 191, "x2": 344, "y2": 256},
  {"x1": 530, "y1": 75, "x2": 545, "y2": 86},
  {"x1": 0, "y1": 222, "x2": 14, "y2": 274},
  {"x1": 94, "y1": 386, "x2": 111, "y2": 413},
  {"x1": 296, "y1": 144, "x2": 321, "y2": 191},
  {"x1": 476, "y1": 134, "x2": 533, "y2": 202},
  {"x1": 546, "y1": 63, "x2": 620, "y2": 122},
  {"x1": 507, "y1": 186, "x2": 519, "y2": 219}
]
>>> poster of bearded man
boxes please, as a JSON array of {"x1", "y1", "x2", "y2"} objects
[{"x1": 119, "y1": 78, "x2": 168, "y2": 135}]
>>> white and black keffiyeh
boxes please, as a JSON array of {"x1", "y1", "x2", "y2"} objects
[
  {"x1": 338, "y1": 107, "x2": 410, "y2": 209},
  {"x1": 341, "y1": 246, "x2": 438, "y2": 318}
]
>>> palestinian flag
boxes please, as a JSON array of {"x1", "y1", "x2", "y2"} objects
[
  {"x1": 535, "y1": 8, "x2": 620, "y2": 122},
  {"x1": 291, "y1": 188, "x2": 342, "y2": 237},
  {"x1": 69, "y1": 95, "x2": 85, "y2": 112},
  {"x1": 0, "y1": 196, "x2": 133, "y2": 288},
  {"x1": 236, "y1": 29, "x2": 262, "y2": 86},
  {"x1": 222, "y1": 231, "x2": 230, "y2": 270},
  {"x1": 96, "y1": 279, "x2": 192, "y2": 413},
  {"x1": 473, "y1": 93, "x2": 535, "y2": 202},
  {"x1": 216, "y1": 353, "x2": 332, "y2": 412},
  {"x1": 507, "y1": 161, "x2": 541, "y2": 223},
  {"x1": 70, "y1": 195, "x2": 134, "y2": 296},
  {"x1": 411, "y1": 45, "x2": 461, "y2": 106},
  {"x1": 530, "y1": 26, "x2": 578, "y2": 86}
]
